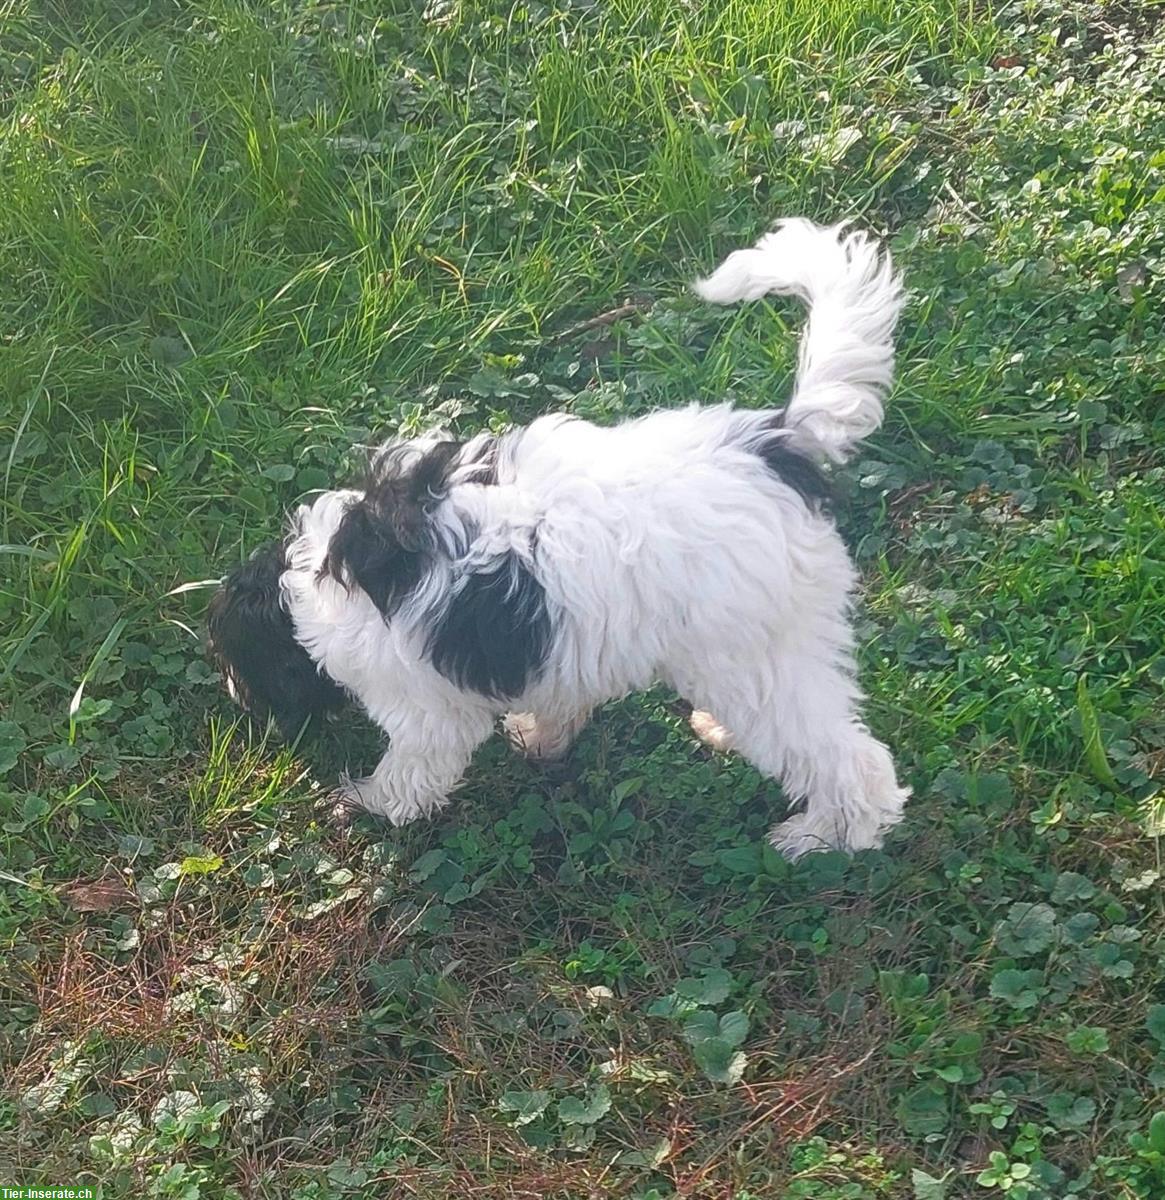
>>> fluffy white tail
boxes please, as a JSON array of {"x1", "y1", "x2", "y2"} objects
[{"x1": 694, "y1": 218, "x2": 904, "y2": 462}]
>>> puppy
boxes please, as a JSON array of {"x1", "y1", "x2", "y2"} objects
[{"x1": 208, "y1": 218, "x2": 909, "y2": 858}]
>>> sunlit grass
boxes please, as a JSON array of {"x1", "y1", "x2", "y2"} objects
[{"x1": 2, "y1": 0, "x2": 1164, "y2": 1195}]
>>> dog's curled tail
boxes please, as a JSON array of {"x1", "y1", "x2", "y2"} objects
[{"x1": 693, "y1": 218, "x2": 904, "y2": 463}]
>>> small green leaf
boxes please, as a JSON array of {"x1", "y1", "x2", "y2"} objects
[
  {"x1": 80, "y1": 1093, "x2": 118, "y2": 1118},
  {"x1": 242, "y1": 863, "x2": 274, "y2": 889},
  {"x1": 646, "y1": 993, "x2": 696, "y2": 1018},
  {"x1": 1051, "y1": 872, "x2": 1096, "y2": 905},
  {"x1": 977, "y1": 1151, "x2": 1010, "y2": 1187},
  {"x1": 118, "y1": 834, "x2": 154, "y2": 859},
  {"x1": 911, "y1": 1168, "x2": 950, "y2": 1200},
  {"x1": 896, "y1": 1082, "x2": 950, "y2": 1136},
  {"x1": 557, "y1": 1084, "x2": 611, "y2": 1125},
  {"x1": 1146, "y1": 1004, "x2": 1165, "y2": 1047},
  {"x1": 22, "y1": 793, "x2": 50, "y2": 824},
  {"x1": 71, "y1": 696, "x2": 112, "y2": 723},
  {"x1": 0, "y1": 720, "x2": 27, "y2": 774},
  {"x1": 417, "y1": 903, "x2": 451, "y2": 934},
  {"x1": 409, "y1": 849, "x2": 447, "y2": 881},
  {"x1": 364, "y1": 959, "x2": 417, "y2": 996},
  {"x1": 617, "y1": 1138, "x2": 671, "y2": 1168},
  {"x1": 717, "y1": 1010, "x2": 749, "y2": 1048},
  {"x1": 296, "y1": 466, "x2": 331, "y2": 492},
  {"x1": 1045, "y1": 1093, "x2": 1096, "y2": 1131},
  {"x1": 1148, "y1": 1111, "x2": 1165, "y2": 1154},
  {"x1": 691, "y1": 1038, "x2": 748, "y2": 1085},
  {"x1": 44, "y1": 744, "x2": 81, "y2": 771},
  {"x1": 680, "y1": 1010, "x2": 719, "y2": 1045},
  {"x1": 326, "y1": 1162, "x2": 368, "y2": 1188},
  {"x1": 996, "y1": 902, "x2": 1058, "y2": 957},
  {"x1": 760, "y1": 841, "x2": 791, "y2": 879},
  {"x1": 674, "y1": 968, "x2": 733, "y2": 1006},
  {"x1": 612, "y1": 776, "x2": 645, "y2": 804},
  {"x1": 179, "y1": 854, "x2": 223, "y2": 876},
  {"x1": 1062, "y1": 911, "x2": 1100, "y2": 944},
  {"x1": 990, "y1": 967, "x2": 1045, "y2": 1010},
  {"x1": 1065, "y1": 1024, "x2": 1109, "y2": 1056},
  {"x1": 717, "y1": 845, "x2": 762, "y2": 875},
  {"x1": 148, "y1": 335, "x2": 192, "y2": 365},
  {"x1": 497, "y1": 1090, "x2": 551, "y2": 1126}
]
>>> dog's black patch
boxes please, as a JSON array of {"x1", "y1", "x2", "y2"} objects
[
  {"x1": 322, "y1": 439, "x2": 464, "y2": 615},
  {"x1": 754, "y1": 412, "x2": 832, "y2": 510},
  {"x1": 427, "y1": 557, "x2": 552, "y2": 699},
  {"x1": 207, "y1": 541, "x2": 346, "y2": 737},
  {"x1": 321, "y1": 501, "x2": 428, "y2": 615},
  {"x1": 458, "y1": 433, "x2": 500, "y2": 486}
]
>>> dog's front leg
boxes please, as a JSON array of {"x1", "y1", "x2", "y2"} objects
[{"x1": 331, "y1": 707, "x2": 495, "y2": 825}]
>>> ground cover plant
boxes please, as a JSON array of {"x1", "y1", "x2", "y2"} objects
[{"x1": 1, "y1": 0, "x2": 1164, "y2": 1195}]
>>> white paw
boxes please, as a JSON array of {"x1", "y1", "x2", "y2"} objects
[
  {"x1": 688, "y1": 709, "x2": 735, "y2": 753},
  {"x1": 326, "y1": 774, "x2": 426, "y2": 827},
  {"x1": 769, "y1": 812, "x2": 852, "y2": 860},
  {"x1": 769, "y1": 789, "x2": 909, "y2": 860}
]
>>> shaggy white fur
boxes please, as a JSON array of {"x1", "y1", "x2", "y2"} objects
[{"x1": 234, "y1": 218, "x2": 908, "y2": 857}]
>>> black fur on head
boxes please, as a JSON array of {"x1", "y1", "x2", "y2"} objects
[
  {"x1": 207, "y1": 541, "x2": 346, "y2": 738},
  {"x1": 320, "y1": 438, "x2": 466, "y2": 615}
]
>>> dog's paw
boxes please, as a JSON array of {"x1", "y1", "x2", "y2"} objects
[
  {"x1": 688, "y1": 709, "x2": 735, "y2": 753},
  {"x1": 768, "y1": 812, "x2": 853, "y2": 860},
  {"x1": 769, "y1": 804, "x2": 900, "y2": 860},
  {"x1": 324, "y1": 774, "x2": 426, "y2": 827}
]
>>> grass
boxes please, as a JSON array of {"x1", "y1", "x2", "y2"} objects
[{"x1": 2, "y1": 0, "x2": 1165, "y2": 1196}]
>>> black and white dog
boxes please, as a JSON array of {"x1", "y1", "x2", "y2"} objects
[{"x1": 208, "y1": 218, "x2": 909, "y2": 858}]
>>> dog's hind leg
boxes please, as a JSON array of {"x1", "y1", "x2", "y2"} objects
[
  {"x1": 687, "y1": 709, "x2": 735, "y2": 753},
  {"x1": 686, "y1": 650, "x2": 909, "y2": 859},
  {"x1": 762, "y1": 720, "x2": 909, "y2": 859}
]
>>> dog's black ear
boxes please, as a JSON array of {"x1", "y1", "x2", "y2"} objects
[
  {"x1": 208, "y1": 542, "x2": 345, "y2": 737},
  {"x1": 322, "y1": 439, "x2": 462, "y2": 615},
  {"x1": 320, "y1": 503, "x2": 423, "y2": 615}
]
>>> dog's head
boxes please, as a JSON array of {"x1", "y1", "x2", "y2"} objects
[{"x1": 207, "y1": 540, "x2": 345, "y2": 738}]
